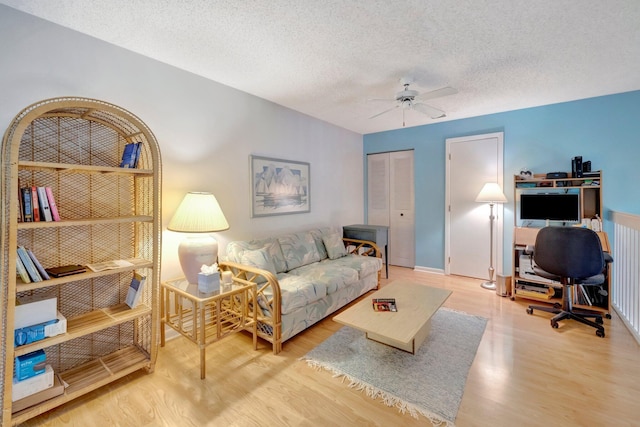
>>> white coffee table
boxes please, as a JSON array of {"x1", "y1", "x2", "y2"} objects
[{"x1": 333, "y1": 280, "x2": 452, "y2": 354}]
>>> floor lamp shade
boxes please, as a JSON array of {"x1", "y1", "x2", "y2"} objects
[
  {"x1": 475, "y1": 182, "x2": 508, "y2": 204},
  {"x1": 168, "y1": 192, "x2": 229, "y2": 284},
  {"x1": 475, "y1": 183, "x2": 507, "y2": 290}
]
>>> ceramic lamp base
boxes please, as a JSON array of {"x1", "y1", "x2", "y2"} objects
[{"x1": 178, "y1": 235, "x2": 218, "y2": 284}]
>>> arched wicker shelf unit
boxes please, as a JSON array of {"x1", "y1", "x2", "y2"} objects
[{"x1": 1, "y1": 97, "x2": 161, "y2": 426}]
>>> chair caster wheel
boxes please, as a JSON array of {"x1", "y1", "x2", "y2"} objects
[
  {"x1": 595, "y1": 317, "x2": 604, "y2": 325},
  {"x1": 526, "y1": 308, "x2": 533, "y2": 315},
  {"x1": 605, "y1": 314, "x2": 612, "y2": 319},
  {"x1": 596, "y1": 329, "x2": 605, "y2": 338},
  {"x1": 551, "y1": 320, "x2": 559, "y2": 329}
]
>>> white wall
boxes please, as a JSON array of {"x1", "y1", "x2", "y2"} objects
[{"x1": 0, "y1": 6, "x2": 365, "y2": 280}]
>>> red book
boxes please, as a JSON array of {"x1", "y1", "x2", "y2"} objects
[
  {"x1": 45, "y1": 187, "x2": 61, "y2": 221},
  {"x1": 31, "y1": 186, "x2": 40, "y2": 222}
]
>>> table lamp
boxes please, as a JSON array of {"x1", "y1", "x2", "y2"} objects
[
  {"x1": 475, "y1": 182, "x2": 507, "y2": 290},
  {"x1": 168, "y1": 192, "x2": 229, "y2": 284}
]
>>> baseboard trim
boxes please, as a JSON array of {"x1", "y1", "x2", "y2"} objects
[{"x1": 413, "y1": 266, "x2": 444, "y2": 275}]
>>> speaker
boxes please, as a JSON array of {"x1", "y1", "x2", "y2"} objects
[{"x1": 572, "y1": 156, "x2": 583, "y2": 178}]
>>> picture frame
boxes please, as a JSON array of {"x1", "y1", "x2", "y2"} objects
[{"x1": 250, "y1": 155, "x2": 310, "y2": 217}]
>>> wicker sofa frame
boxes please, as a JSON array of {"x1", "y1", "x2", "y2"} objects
[{"x1": 219, "y1": 237, "x2": 381, "y2": 354}]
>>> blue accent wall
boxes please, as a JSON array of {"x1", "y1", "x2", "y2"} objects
[{"x1": 363, "y1": 90, "x2": 640, "y2": 272}]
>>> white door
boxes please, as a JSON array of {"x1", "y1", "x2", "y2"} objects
[
  {"x1": 367, "y1": 150, "x2": 415, "y2": 268},
  {"x1": 445, "y1": 133, "x2": 504, "y2": 279}
]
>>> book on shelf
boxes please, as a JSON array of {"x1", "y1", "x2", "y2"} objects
[
  {"x1": 31, "y1": 187, "x2": 40, "y2": 222},
  {"x1": 44, "y1": 264, "x2": 86, "y2": 278},
  {"x1": 86, "y1": 259, "x2": 134, "y2": 272},
  {"x1": 372, "y1": 298, "x2": 397, "y2": 312},
  {"x1": 21, "y1": 188, "x2": 33, "y2": 222},
  {"x1": 125, "y1": 272, "x2": 146, "y2": 308},
  {"x1": 27, "y1": 248, "x2": 50, "y2": 280},
  {"x1": 120, "y1": 142, "x2": 141, "y2": 168},
  {"x1": 578, "y1": 285, "x2": 593, "y2": 306},
  {"x1": 36, "y1": 187, "x2": 53, "y2": 222},
  {"x1": 134, "y1": 141, "x2": 142, "y2": 167},
  {"x1": 15, "y1": 255, "x2": 31, "y2": 283},
  {"x1": 17, "y1": 246, "x2": 42, "y2": 282},
  {"x1": 45, "y1": 187, "x2": 61, "y2": 221},
  {"x1": 17, "y1": 186, "x2": 24, "y2": 223}
]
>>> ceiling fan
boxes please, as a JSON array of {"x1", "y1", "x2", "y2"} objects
[{"x1": 368, "y1": 81, "x2": 457, "y2": 126}]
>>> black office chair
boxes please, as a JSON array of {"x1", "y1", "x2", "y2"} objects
[{"x1": 526, "y1": 226, "x2": 612, "y2": 337}]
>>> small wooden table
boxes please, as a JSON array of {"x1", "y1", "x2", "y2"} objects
[
  {"x1": 160, "y1": 278, "x2": 257, "y2": 379},
  {"x1": 333, "y1": 280, "x2": 451, "y2": 354}
]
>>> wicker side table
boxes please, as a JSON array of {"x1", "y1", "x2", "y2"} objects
[{"x1": 160, "y1": 278, "x2": 257, "y2": 379}]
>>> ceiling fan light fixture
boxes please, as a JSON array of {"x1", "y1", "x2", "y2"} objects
[{"x1": 367, "y1": 81, "x2": 457, "y2": 126}]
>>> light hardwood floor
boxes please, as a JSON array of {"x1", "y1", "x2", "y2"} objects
[{"x1": 23, "y1": 267, "x2": 640, "y2": 426}]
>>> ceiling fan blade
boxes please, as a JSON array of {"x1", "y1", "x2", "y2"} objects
[
  {"x1": 413, "y1": 102, "x2": 446, "y2": 119},
  {"x1": 369, "y1": 104, "x2": 399, "y2": 119},
  {"x1": 366, "y1": 98, "x2": 396, "y2": 103},
  {"x1": 417, "y1": 86, "x2": 458, "y2": 101}
]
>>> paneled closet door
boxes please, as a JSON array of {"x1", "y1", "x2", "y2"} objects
[{"x1": 367, "y1": 150, "x2": 415, "y2": 268}]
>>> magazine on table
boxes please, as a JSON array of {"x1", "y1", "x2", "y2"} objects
[{"x1": 372, "y1": 298, "x2": 397, "y2": 312}]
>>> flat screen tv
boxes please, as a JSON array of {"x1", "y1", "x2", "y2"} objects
[{"x1": 520, "y1": 193, "x2": 580, "y2": 222}]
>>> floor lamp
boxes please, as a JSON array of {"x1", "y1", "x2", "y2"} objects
[{"x1": 475, "y1": 183, "x2": 507, "y2": 290}]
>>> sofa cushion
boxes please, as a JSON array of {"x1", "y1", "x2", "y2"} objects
[
  {"x1": 308, "y1": 227, "x2": 331, "y2": 260},
  {"x1": 240, "y1": 248, "x2": 278, "y2": 280},
  {"x1": 322, "y1": 232, "x2": 347, "y2": 260},
  {"x1": 288, "y1": 262, "x2": 359, "y2": 294},
  {"x1": 266, "y1": 273, "x2": 327, "y2": 315},
  {"x1": 320, "y1": 254, "x2": 383, "y2": 279},
  {"x1": 278, "y1": 231, "x2": 321, "y2": 271},
  {"x1": 226, "y1": 237, "x2": 287, "y2": 273}
]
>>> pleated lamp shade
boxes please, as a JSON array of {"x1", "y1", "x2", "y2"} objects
[{"x1": 168, "y1": 192, "x2": 229, "y2": 284}]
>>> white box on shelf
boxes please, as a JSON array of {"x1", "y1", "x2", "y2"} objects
[
  {"x1": 12, "y1": 365, "x2": 54, "y2": 402},
  {"x1": 15, "y1": 296, "x2": 57, "y2": 330},
  {"x1": 12, "y1": 373, "x2": 64, "y2": 413}
]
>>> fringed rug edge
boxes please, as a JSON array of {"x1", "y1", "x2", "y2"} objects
[{"x1": 299, "y1": 357, "x2": 456, "y2": 427}]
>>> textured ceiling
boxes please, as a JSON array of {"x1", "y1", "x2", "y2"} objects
[{"x1": 3, "y1": 0, "x2": 640, "y2": 134}]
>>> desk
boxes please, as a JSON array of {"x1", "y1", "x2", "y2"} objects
[
  {"x1": 343, "y1": 224, "x2": 389, "y2": 278},
  {"x1": 512, "y1": 227, "x2": 611, "y2": 315}
]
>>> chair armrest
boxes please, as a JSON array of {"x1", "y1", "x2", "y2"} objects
[
  {"x1": 341, "y1": 237, "x2": 382, "y2": 258},
  {"x1": 218, "y1": 261, "x2": 283, "y2": 353}
]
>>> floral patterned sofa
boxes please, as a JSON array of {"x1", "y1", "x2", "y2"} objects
[{"x1": 219, "y1": 227, "x2": 383, "y2": 354}]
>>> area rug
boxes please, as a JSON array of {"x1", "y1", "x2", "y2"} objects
[{"x1": 300, "y1": 308, "x2": 487, "y2": 426}]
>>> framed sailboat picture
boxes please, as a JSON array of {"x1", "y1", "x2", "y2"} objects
[{"x1": 250, "y1": 155, "x2": 310, "y2": 217}]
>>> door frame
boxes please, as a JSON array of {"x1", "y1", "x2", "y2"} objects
[{"x1": 444, "y1": 132, "x2": 505, "y2": 277}]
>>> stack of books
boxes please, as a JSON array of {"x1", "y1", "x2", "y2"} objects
[{"x1": 18, "y1": 186, "x2": 60, "y2": 223}]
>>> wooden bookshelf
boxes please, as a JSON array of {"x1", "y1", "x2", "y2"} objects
[{"x1": 1, "y1": 97, "x2": 162, "y2": 426}]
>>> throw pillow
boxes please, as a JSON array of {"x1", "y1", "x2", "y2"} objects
[
  {"x1": 240, "y1": 247, "x2": 278, "y2": 280},
  {"x1": 323, "y1": 232, "x2": 347, "y2": 260}
]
